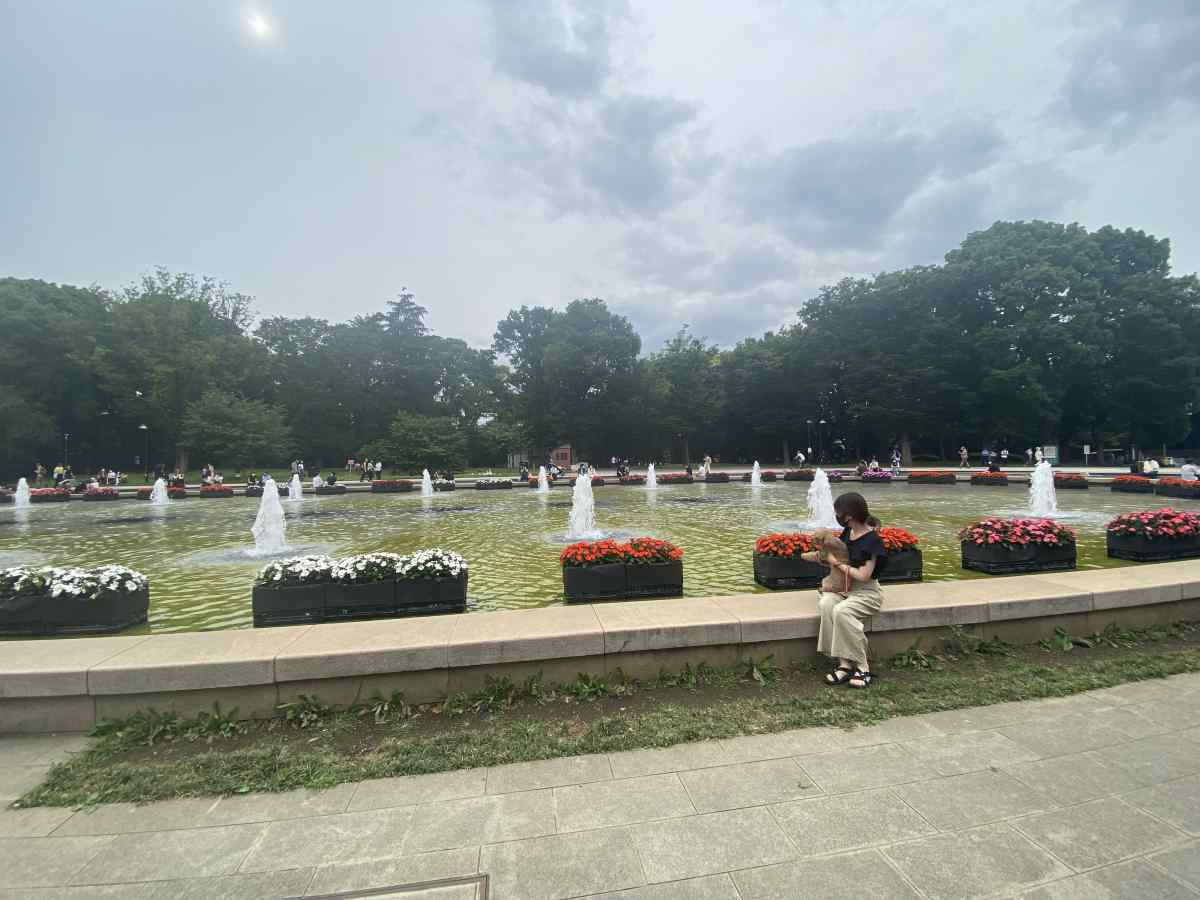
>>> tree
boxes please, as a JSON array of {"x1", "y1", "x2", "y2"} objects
[
  {"x1": 362, "y1": 412, "x2": 467, "y2": 474},
  {"x1": 179, "y1": 391, "x2": 297, "y2": 469},
  {"x1": 646, "y1": 327, "x2": 723, "y2": 464}
]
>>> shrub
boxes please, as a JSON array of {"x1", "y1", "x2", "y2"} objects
[
  {"x1": 958, "y1": 517, "x2": 1076, "y2": 547},
  {"x1": 878, "y1": 526, "x2": 920, "y2": 551}
]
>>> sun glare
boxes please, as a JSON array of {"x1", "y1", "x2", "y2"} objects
[{"x1": 245, "y1": 12, "x2": 272, "y2": 40}]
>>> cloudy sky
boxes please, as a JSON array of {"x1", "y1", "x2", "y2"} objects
[{"x1": 2, "y1": 0, "x2": 1198, "y2": 350}]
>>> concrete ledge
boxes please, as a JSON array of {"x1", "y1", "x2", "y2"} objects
[{"x1": 4, "y1": 561, "x2": 1200, "y2": 733}]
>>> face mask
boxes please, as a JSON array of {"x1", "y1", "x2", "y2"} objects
[{"x1": 835, "y1": 513, "x2": 848, "y2": 527}]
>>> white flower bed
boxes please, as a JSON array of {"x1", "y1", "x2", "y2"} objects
[
  {"x1": 398, "y1": 548, "x2": 467, "y2": 580},
  {"x1": 258, "y1": 550, "x2": 467, "y2": 586},
  {"x1": 475, "y1": 477, "x2": 511, "y2": 486},
  {"x1": 0, "y1": 565, "x2": 147, "y2": 600},
  {"x1": 256, "y1": 555, "x2": 335, "y2": 586}
]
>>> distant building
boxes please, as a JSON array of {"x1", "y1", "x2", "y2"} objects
[{"x1": 549, "y1": 445, "x2": 572, "y2": 468}]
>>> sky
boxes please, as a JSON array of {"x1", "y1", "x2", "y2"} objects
[{"x1": 2, "y1": 0, "x2": 1198, "y2": 351}]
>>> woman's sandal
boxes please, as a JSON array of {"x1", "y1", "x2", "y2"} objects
[
  {"x1": 824, "y1": 666, "x2": 854, "y2": 686},
  {"x1": 849, "y1": 670, "x2": 873, "y2": 689}
]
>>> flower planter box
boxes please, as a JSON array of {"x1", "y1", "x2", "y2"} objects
[
  {"x1": 657, "y1": 474, "x2": 694, "y2": 485},
  {"x1": 1155, "y1": 483, "x2": 1200, "y2": 500},
  {"x1": 315, "y1": 484, "x2": 347, "y2": 495},
  {"x1": 475, "y1": 480, "x2": 513, "y2": 490},
  {"x1": 244, "y1": 486, "x2": 264, "y2": 498},
  {"x1": 752, "y1": 554, "x2": 826, "y2": 590},
  {"x1": 563, "y1": 563, "x2": 627, "y2": 602},
  {"x1": 970, "y1": 475, "x2": 1009, "y2": 486},
  {"x1": 783, "y1": 470, "x2": 814, "y2": 481},
  {"x1": 880, "y1": 548, "x2": 923, "y2": 583},
  {"x1": 1106, "y1": 532, "x2": 1200, "y2": 562},
  {"x1": 960, "y1": 541, "x2": 1076, "y2": 575},
  {"x1": 1111, "y1": 482, "x2": 1155, "y2": 494},
  {"x1": 168, "y1": 488, "x2": 187, "y2": 500},
  {"x1": 619, "y1": 476, "x2": 646, "y2": 486},
  {"x1": 252, "y1": 583, "x2": 326, "y2": 627},
  {"x1": 0, "y1": 587, "x2": 149, "y2": 637},
  {"x1": 741, "y1": 472, "x2": 777, "y2": 482},
  {"x1": 860, "y1": 475, "x2": 893, "y2": 484},
  {"x1": 83, "y1": 491, "x2": 121, "y2": 502},
  {"x1": 703, "y1": 472, "x2": 730, "y2": 483},
  {"x1": 433, "y1": 482, "x2": 456, "y2": 492},
  {"x1": 908, "y1": 473, "x2": 956, "y2": 484},
  {"x1": 199, "y1": 488, "x2": 234, "y2": 498},
  {"x1": 1054, "y1": 478, "x2": 1089, "y2": 490},
  {"x1": 30, "y1": 491, "x2": 71, "y2": 503},
  {"x1": 371, "y1": 481, "x2": 415, "y2": 493},
  {"x1": 625, "y1": 561, "x2": 683, "y2": 598},
  {"x1": 325, "y1": 580, "x2": 396, "y2": 620},
  {"x1": 0, "y1": 491, "x2": 11, "y2": 504},
  {"x1": 396, "y1": 573, "x2": 468, "y2": 615}
]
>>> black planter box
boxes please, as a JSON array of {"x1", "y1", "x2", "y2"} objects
[
  {"x1": 199, "y1": 489, "x2": 234, "y2": 498},
  {"x1": 253, "y1": 582, "x2": 326, "y2": 627},
  {"x1": 30, "y1": 492, "x2": 71, "y2": 503},
  {"x1": 325, "y1": 580, "x2": 396, "y2": 620},
  {"x1": 0, "y1": 492, "x2": 10, "y2": 504},
  {"x1": 1156, "y1": 484, "x2": 1200, "y2": 500},
  {"x1": 908, "y1": 474, "x2": 956, "y2": 484},
  {"x1": 961, "y1": 540, "x2": 1076, "y2": 574},
  {"x1": 396, "y1": 573, "x2": 468, "y2": 615},
  {"x1": 740, "y1": 472, "x2": 778, "y2": 482},
  {"x1": 625, "y1": 561, "x2": 684, "y2": 598},
  {"x1": 244, "y1": 486, "x2": 264, "y2": 498},
  {"x1": 753, "y1": 553, "x2": 826, "y2": 590},
  {"x1": 315, "y1": 485, "x2": 347, "y2": 495},
  {"x1": 371, "y1": 483, "x2": 414, "y2": 493},
  {"x1": 658, "y1": 475, "x2": 694, "y2": 485},
  {"x1": 0, "y1": 587, "x2": 150, "y2": 637},
  {"x1": 703, "y1": 473, "x2": 731, "y2": 483},
  {"x1": 783, "y1": 471, "x2": 814, "y2": 481},
  {"x1": 434, "y1": 482, "x2": 456, "y2": 492},
  {"x1": 563, "y1": 563, "x2": 627, "y2": 602},
  {"x1": 1054, "y1": 479, "x2": 1089, "y2": 490},
  {"x1": 970, "y1": 476, "x2": 1009, "y2": 486},
  {"x1": 880, "y1": 548, "x2": 923, "y2": 583},
  {"x1": 83, "y1": 492, "x2": 121, "y2": 502},
  {"x1": 1111, "y1": 482, "x2": 1155, "y2": 494},
  {"x1": 1107, "y1": 532, "x2": 1200, "y2": 562},
  {"x1": 860, "y1": 476, "x2": 894, "y2": 485},
  {"x1": 619, "y1": 477, "x2": 647, "y2": 486},
  {"x1": 475, "y1": 481, "x2": 513, "y2": 490}
]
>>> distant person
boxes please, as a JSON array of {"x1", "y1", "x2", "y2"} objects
[
  {"x1": 1143, "y1": 458, "x2": 1160, "y2": 477},
  {"x1": 891, "y1": 448, "x2": 901, "y2": 474},
  {"x1": 326, "y1": 471, "x2": 338, "y2": 485},
  {"x1": 1000, "y1": 448, "x2": 1009, "y2": 464},
  {"x1": 868, "y1": 456, "x2": 880, "y2": 471},
  {"x1": 959, "y1": 447, "x2": 969, "y2": 468},
  {"x1": 1026, "y1": 447, "x2": 1034, "y2": 465},
  {"x1": 375, "y1": 460, "x2": 383, "y2": 478},
  {"x1": 1181, "y1": 459, "x2": 1199, "y2": 481},
  {"x1": 794, "y1": 449, "x2": 806, "y2": 466},
  {"x1": 359, "y1": 458, "x2": 371, "y2": 482}
]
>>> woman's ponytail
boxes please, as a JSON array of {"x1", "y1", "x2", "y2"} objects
[{"x1": 866, "y1": 514, "x2": 881, "y2": 528}]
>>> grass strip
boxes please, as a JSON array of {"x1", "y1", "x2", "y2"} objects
[{"x1": 18, "y1": 624, "x2": 1200, "y2": 808}]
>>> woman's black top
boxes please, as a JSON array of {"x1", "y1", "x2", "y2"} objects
[{"x1": 839, "y1": 527, "x2": 888, "y2": 578}]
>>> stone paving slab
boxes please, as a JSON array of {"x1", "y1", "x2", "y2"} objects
[{"x1": 6, "y1": 679, "x2": 1200, "y2": 897}]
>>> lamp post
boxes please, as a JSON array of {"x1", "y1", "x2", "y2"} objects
[
  {"x1": 805, "y1": 419, "x2": 813, "y2": 461},
  {"x1": 63, "y1": 432, "x2": 71, "y2": 469},
  {"x1": 138, "y1": 425, "x2": 149, "y2": 481},
  {"x1": 818, "y1": 419, "x2": 826, "y2": 463}
]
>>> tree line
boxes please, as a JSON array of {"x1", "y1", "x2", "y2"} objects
[{"x1": 2, "y1": 220, "x2": 1198, "y2": 480}]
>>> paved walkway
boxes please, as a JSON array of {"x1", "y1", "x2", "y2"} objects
[{"x1": 3, "y1": 675, "x2": 1200, "y2": 899}]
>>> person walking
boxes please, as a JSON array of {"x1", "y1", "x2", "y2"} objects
[
  {"x1": 799, "y1": 492, "x2": 887, "y2": 688},
  {"x1": 890, "y1": 447, "x2": 901, "y2": 475},
  {"x1": 959, "y1": 446, "x2": 969, "y2": 468},
  {"x1": 1025, "y1": 447, "x2": 1033, "y2": 465},
  {"x1": 1000, "y1": 447, "x2": 1009, "y2": 465},
  {"x1": 374, "y1": 460, "x2": 383, "y2": 478}
]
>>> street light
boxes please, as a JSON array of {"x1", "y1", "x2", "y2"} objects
[
  {"x1": 63, "y1": 433, "x2": 71, "y2": 468},
  {"x1": 818, "y1": 419, "x2": 827, "y2": 463},
  {"x1": 138, "y1": 425, "x2": 149, "y2": 480},
  {"x1": 805, "y1": 419, "x2": 813, "y2": 459}
]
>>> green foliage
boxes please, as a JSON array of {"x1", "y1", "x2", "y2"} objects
[
  {"x1": 744, "y1": 655, "x2": 780, "y2": 686},
  {"x1": 179, "y1": 390, "x2": 297, "y2": 469},
  {"x1": 277, "y1": 694, "x2": 330, "y2": 728},
  {"x1": 1040, "y1": 626, "x2": 1095, "y2": 652},
  {"x1": 564, "y1": 673, "x2": 610, "y2": 701},
  {"x1": 363, "y1": 411, "x2": 468, "y2": 473}
]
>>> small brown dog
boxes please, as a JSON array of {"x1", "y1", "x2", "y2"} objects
[{"x1": 813, "y1": 529, "x2": 851, "y2": 596}]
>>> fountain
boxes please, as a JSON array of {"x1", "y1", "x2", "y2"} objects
[
  {"x1": 149, "y1": 478, "x2": 169, "y2": 505},
  {"x1": 14, "y1": 477, "x2": 30, "y2": 508},
  {"x1": 750, "y1": 461, "x2": 762, "y2": 487},
  {"x1": 288, "y1": 473, "x2": 304, "y2": 501},
  {"x1": 250, "y1": 477, "x2": 288, "y2": 555},
  {"x1": 646, "y1": 463, "x2": 657, "y2": 489},
  {"x1": 566, "y1": 472, "x2": 599, "y2": 539},
  {"x1": 1029, "y1": 460, "x2": 1058, "y2": 518},
  {"x1": 806, "y1": 468, "x2": 840, "y2": 529},
  {"x1": 421, "y1": 468, "x2": 434, "y2": 497},
  {"x1": 536, "y1": 465, "x2": 549, "y2": 494}
]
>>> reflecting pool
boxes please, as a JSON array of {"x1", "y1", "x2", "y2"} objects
[{"x1": 0, "y1": 482, "x2": 1159, "y2": 633}]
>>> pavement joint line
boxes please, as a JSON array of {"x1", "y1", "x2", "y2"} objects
[{"x1": 1145, "y1": 849, "x2": 1200, "y2": 895}]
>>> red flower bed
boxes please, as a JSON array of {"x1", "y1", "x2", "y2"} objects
[
  {"x1": 783, "y1": 469, "x2": 815, "y2": 481},
  {"x1": 912, "y1": 470, "x2": 957, "y2": 477},
  {"x1": 619, "y1": 475, "x2": 646, "y2": 485},
  {"x1": 971, "y1": 470, "x2": 1008, "y2": 481},
  {"x1": 372, "y1": 480, "x2": 414, "y2": 489},
  {"x1": 85, "y1": 487, "x2": 120, "y2": 498},
  {"x1": 958, "y1": 517, "x2": 1076, "y2": 547},
  {"x1": 1054, "y1": 473, "x2": 1088, "y2": 484},
  {"x1": 199, "y1": 484, "x2": 233, "y2": 495},
  {"x1": 1113, "y1": 475, "x2": 1153, "y2": 485},
  {"x1": 561, "y1": 537, "x2": 682, "y2": 567},
  {"x1": 754, "y1": 532, "x2": 817, "y2": 558},
  {"x1": 30, "y1": 487, "x2": 70, "y2": 497},
  {"x1": 861, "y1": 470, "x2": 893, "y2": 482},
  {"x1": 657, "y1": 473, "x2": 693, "y2": 484},
  {"x1": 1107, "y1": 508, "x2": 1200, "y2": 538},
  {"x1": 878, "y1": 526, "x2": 920, "y2": 551},
  {"x1": 1159, "y1": 477, "x2": 1199, "y2": 487}
]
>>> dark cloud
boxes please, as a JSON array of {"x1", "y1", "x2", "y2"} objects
[
  {"x1": 728, "y1": 119, "x2": 1005, "y2": 250},
  {"x1": 1055, "y1": 0, "x2": 1200, "y2": 146},
  {"x1": 483, "y1": 0, "x2": 631, "y2": 97}
]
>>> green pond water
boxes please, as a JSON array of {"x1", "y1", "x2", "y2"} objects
[{"x1": 0, "y1": 481, "x2": 1153, "y2": 634}]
